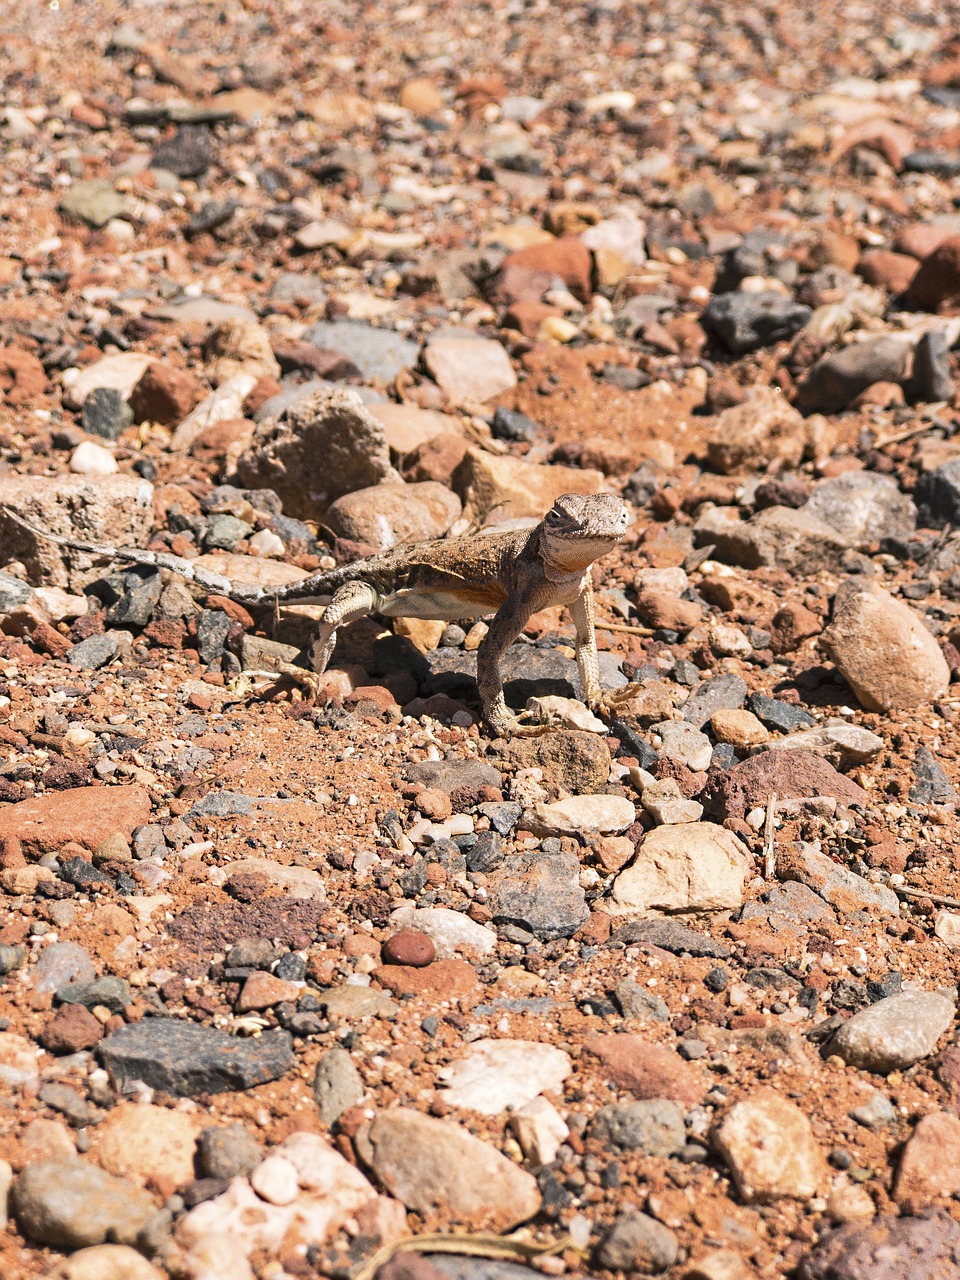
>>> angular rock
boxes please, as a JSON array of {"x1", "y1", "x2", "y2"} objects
[
  {"x1": 0, "y1": 785, "x2": 150, "y2": 857},
  {"x1": 97, "y1": 1020, "x2": 295, "y2": 1095},
  {"x1": 902, "y1": 234, "x2": 960, "y2": 311},
  {"x1": 423, "y1": 333, "x2": 517, "y2": 405},
  {"x1": 804, "y1": 472, "x2": 916, "y2": 546},
  {"x1": 437, "y1": 1039, "x2": 570, "y2": 1115},
  {"x1": 694, "y1": 505, "x2": 849, "y2": 575},
  {"x1": 387, "y1": 907, "x2": 497, "y2": 958},
  {"x1": 915, "y1": 458, "x2": 960, "y2": 528},
  {"x1": 610, "y1": 823, "x2": 751, "y2": 917},
  {"x1": 356, "y1": 1108, "x2": 541, "y2": 1230},
  {"x1": 682, "y1": 674, "x2": 749, "y2": 727},
  {"x1": 235, "y1": 385, "x2": 400, "y2": 519},
  {"x1": 13, "y1": 1159, "x2": 157, "y2": 1249},
  {"x1": 796, "y1": 335, "x2": 914, "y2": 414},
  {"x1": 129, "y1": 362, "x2": 204, "y2": 426},
  {"x1": 202, "y1": 319, "x2": 280, "y2": 386},
  {"x1": 778, "y1": 841, "x2": 899, "y2": 916},
  {"x1": 797, "y1": 1208, "x2": 960, "y2": 1280},
  {"x1": 313, "y1": 1047, "x2": 364, "y2": 1126},
  {"x1": 589, "y1": 1100, "x2": 686, "y2": 1156},
  {"x1": 910, "y1": 745, "x2": 958, "y2": 805},
  {"x1": 713, "y1": 1090, "x2": 827, "y2": 1203},
  {"x1": 62, "y1": 352, "x2": 154, "y2": 411},
  {"x1": 489, "y1": 850, "x2": 589, "y2": 939},
  {"x1": 703, "y1": 752, "x2": 869, "y2": 822},
  {"x1": 703, "y1": 292, "x2": 811, "y2": 355},
  {"x1": 771, "y1": 724, "x2": 884, "y2": 769},
  {"x1": 893, "y1": 1112, "x2": 960, "y2": 1208},
  {"x1": 96, "y1": 1103, "x2": 200, "y2": 1190},
  {"x1": 453, "y1": 446, "x2": 606, "y2": 525},
  {"x1": 820, "y1": 587, "x2": 949, "y2": 712},
  {"x1": 826, "y1": 991, "x2": 956, "y2": 1073},
  {"x1": 169, "y1": 373, "x2": 258, "y2": 451},
  {"x1": 527, "y1": 794, "x2": 635, "y2": 837},
  {"x1": 303, "y1": 320, "x2": 419, "y2": 383},
  {"x1": 325, "y1": 481, "x2": 461, "y2": 551}
]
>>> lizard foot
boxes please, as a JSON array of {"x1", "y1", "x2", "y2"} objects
[
  {"x1": 588, "y1": 683, "x2": 643, "y2": 719},
  {"x1": 275, "y1": 663, "x2": 321, "y2": 702},
  {"x1": 487, "y1": 711, "x2": 556, "y2": 739}
]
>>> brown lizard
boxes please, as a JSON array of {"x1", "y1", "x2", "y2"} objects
[{"x1": 6, "y1": 492, "x2": 634, "y2": 737}]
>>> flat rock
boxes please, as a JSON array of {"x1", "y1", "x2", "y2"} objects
[
  {"x1": 369, "y1": 403, "x2": 465, "y2": 456},
  {"x1": 303, "y1": 320, "x2": 419, "y2": 383},
  {"x1": 325, "y1": 481, "x2": 461, "y2": 551},
  {"x1": 453, "y1": 446, "x2": 606, "y2": 524},
  {"x1": 804, "y1": 471, "x2": 916, "y2": 546},
  {"x1": 0, "y1": 786, "x2": 151, "y2": 858},
  {"x1": 595, "y1": 1211, "x2": 679, "y2": 1274},
  {"x1": 584, "y1": 1035, "x2": 704, "y2": 1105},
  {"x1": 797, "y1": 1208, "x2": 960, "y2": 1280},
  {"x1": 437, "y1": 1038, "x2": 570, "y2": 1114},
  {"x1": 235, "y1": 385, "x2": 400, "y2": 519},
  {"x1": 826, "y1": 991, "x2": 956, "y2": 1073},
  {"x1": 796, "y1": 334, "x2": 914, "y2": 413},
  {"x1": 713, "y1": 1089, "x2": 827, "y2": 1203},
  {"x1": 319, "y1": 986, "x2": 400, "y2": 1020},
  {"x1": 770, "y1": 724, "x2": 884, "y2": 769},
  {"x1": 610, "y1": 823, "x2": 752, "y2": 917},
  {"x1": 169, "y1": 373, "x2": 258, "y2": 451},
  {"x1": 911, "y1": 745, "x2": 958, "y2": 805},
  {"x1": 695, "y1": 505, "x2": 849, "y2": 575},
  {"x1": 376, "y1": 958, "x2": 479, "y2": 1000},
  {"x1": 59, "y1": 179, "x2": 129, "y2": 229},
  {"x1": 820, "y1": 587, "x2": 950, "y2": 712},
  {"x1": 404, "y1": 759, "x2": 503, "y2": 794},
  {"x1": 488, "y1": 850, "x2": 589, "y2": 939},
  {"x1": 527, "y1": 794, "x2": 636, "y2": 836},
  {"x1": 62, "y1": 353, "x2": 154, "y2": 410},
  {"x1": 778, "y1": 841, "x2": 899, "y2": 916},
  {"x1": 706, "y1": 387, "x2": 808, "y2": 473},
  {"x1": 387, "y1": 907, "x2": 497, "y2": 958},
  {"x1": 589, "y1": 1100, "x2": 686, "y2": 1156},
  {"x1": 97, "y1": 1020, "x2": 295, "y2": 1095},
  {"x1": 423, "y1": 334, "x2": 517, "y2": 404},
  {"x1": 223, "y1": 859, "x2": 326, "y2": 900},
  {"x1": 703, "y1": 751, "x2": 868, "y2": 822},
  {"x1": 313, "y1": 1047, "x2": 364, "y2": 1126},
  {"x1": 13, "y1": 1159, "x2": 157, "y2": 1249},
  {"x1": 96, "y1": 1103, "x2": 200, "y2": 1190},
  {"x1": 43, "y1": 1244, "x2": 165, "y2": 1280},
  {"x1": 356, "y1": 1108, "x2": 541, "y2": 1231}
]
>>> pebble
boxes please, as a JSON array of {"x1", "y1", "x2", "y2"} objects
[
  {"x1": 355, "y1": 1108, "x2": 541, "y2": 1231},
  {"x1": 826, "y1": 991, "x2": 956, "y2": 1073},
  {"x1": 382, "y1": 929, "x2": 436, "y2": 967},
  {"x1": 81, "y1": 388, "x2": 133, "y2": 441},
  {"x1": 903, "y1": 233, "x2": 960, "y2": 310},
  {"x1": 69, "y1": 441, "x2": 119, "y2": 476},
  {"x1": 42, "y1": 1245, "x2": 165, "y2": 1280},
  {"x1": 589, "y1": 1100, "x2": 687, "y2": 1156},
  {"x1": 681, "y1": 675, "x2": 748, "y2": 727},
  {"x1": 58, "y1": 179, "x2": 128, "y2": 229},
  {"x1": 235, "y1": 971, "x2": 301, "y2": 1011},
  {"x1": 705, "y1": 387, "x2": 807, "y2": 475},
  {"x1": 437, "y1": 1038, "x2": 571, "y2": 1114},
  {"x1": 39, "y1": 1005, "x2": 104, "y2": 1055},
  {"x1": 595, "y1": 1211, "x2": 679, "y2": 1274},
  {"x1": 250, "y1": 1155, "x2": 299, "y2": 1206},
  {"x1": 640, "y1": 778, "x2": 704, "y2": 825},
  {"x1": 709, "y1": 709, "x2": 770, "y2": 748},
  {"x1": 31, "y1": 941, "x2": 96, "y2": 995},
  {"x1": 528, "y1": 794, "x2": 635, "y2": 836},
  {"x1": 779, "y1": 841, "x2": 899, "y2": 915},
  {"x1": 820, "y1": 587, "x2": 950, "y2": 712},
  {"x1": 313, "y1": 1047, "x2": 364, "y2": 1126},
  {"x1": 712, "y1": 1090, "x2": 827, "y2": 1202},
  {"x1": 585, "y1": 1036, "x2": 703, "y2": 1105},
  {"x1": 848, "y1": 1090, "x2": 897, "y2": 1130},
  {"x1": 170, "y1": 373, "x2": 258, "y2": 451},
  {"x1": 613, "y1": 981, "x2": 671, "y2": 1022},
  {"x1": 97, "y1": 1020, "x2": 295, "y2": 1095},
  {"x1": 196, "y1": 1124, "x2": 262, "y2": 1180},
  {"x1": 611, "y1": 823, "x2": 751, "y2": 917},
  {"x1": 97, "y1": 1103, "x2": 199, "y2": 1191},
  {"x1": 13, "y1": 1159, "x2": 157, "y2": 1249},
  {"x1": 302, "y1": 320, "x2": 419, "y2": 383},
  {"x1": 387, "y1": 907, "x2": 497, "y2": 958}
]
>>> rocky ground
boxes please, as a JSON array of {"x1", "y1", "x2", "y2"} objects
[{"x1": 6, "y1": 0, "x2": 960, "y2": 1278}]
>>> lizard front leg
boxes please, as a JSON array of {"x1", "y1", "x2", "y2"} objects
[
  {"x1": 477, "y1": 591, "x2": 551, "y2": 737},
  {"x1": 569, "y1": 583, "x2": 640, "y2": 719},
  {"x1": 275, "y1": 580, "x2": 379, "y2": 700}
]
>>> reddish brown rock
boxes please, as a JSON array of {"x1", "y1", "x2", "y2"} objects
[
  {"x1": 857, "y1": 249, "x2": 920, "y2": 295},
  {"x1": 375, "y1": 958, "x2": 478, "y2": 999},
  {"x1": 501, "y1": 301, "x2": 563, "y2": 337},
  {"x1": 798, "y1": 1209, "x2": 960, "y2": 1280},
  {"x1": 893, "y1": 1112, "x2": 960, "y2": 1208},
  {"x1": 235, "y1": 971, "x2": 301, "y2": 1012},
  {"x1": 702, "y1": 752, "x2": 868, "y2": 823},
  {"x1": 0, "y1": 786, "x2": 151, "y2": 858},
  {"x1": 405, "y1": 434, "x2": 473, "y2": 484},
  {"x1": 584, "y1": 1035, "x2": 704, "y2": 1105},
  {"x1": 0, "y1": 347, "x2": 47, "y2": 405},
  {"x1": 770, "y1": 602, "x2": 822, "y2": 654},
  {"x1": 494, "y1": 237, "x2": 592, "y2": 303},
  {"x1": 902, "y1": 235, "x2": 960, "y2": 311},
  {"x1": 39, "y1": 1004, "x2": 104, "y2": 1054},
  {"x1": 129, "y1": 363, "x2": 205, "y2": 426},
  {"x1": 895, "y1": 223, "x2": 956, "y2": 261},
  {"x1": 381, "y1": 930, "x2": 436, "y2": 968}
]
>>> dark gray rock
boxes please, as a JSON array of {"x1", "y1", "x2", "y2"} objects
[
  {"x1": 186, "y1": 790, "x2": 255, "y2": 818},
  {"x1": 747, "y1": 693, "x2": 815, "y2": 733},
  {"x1": 910, "y1": 745, "x2": 958, "y2": 805},
  {"x1": 916, "y1": 459, "x2": 960, "y2": 528},
  {"x1": 38, "y1": 1082, "x2": 102, "y2": 1129},
  {"x1": 910, "y1": 330, "x2": 954, "y2": 403},
  {"x1": 796, "y1": 335, "x2": 913, "y2": 414},
  {"x1": 196, "y1": 608, "x2": 231, "y2": 665},
  {"x1": 610, "y1": 918, "x2": 732, "y2": 959},
  {"x1": 0, "y1": 571, "x2": 31, "y2": 614},
  {"x1": 204, "y1": 514, "x2": 253, "y2": 551},
  {"x1": 196, "y1": 1124, "x2": 262, "y2": 1179},
  {"x1": 797, "y1": 1208, "x2": 960, "y2": 1280},
  {"x1": 903, "y1": 150, "x2": 960, "y2": 177},
  {"x1": 466, "y1": 831, "x2": 505, "y2": 873},
  {"x1": 67, "y1": 632, "x2": 126, "y2": 670},
  {"x1": 313, "y1": 1046, "x2": 363, "y2": 1126},
  {"x1": 97, "y1": 1019, "x2": 295, "y2": 1095},
  {"x1": 476, "y1": 802, "x2": 521, "y2": 836},
  {"x1": 491, "y1": 407, "x2": 539, "y2": 443},
  {"x1": 185, "y1": 199, "x2": 238, "y2": 237},
  {"x1": 13, "y1": 1158, "x2": 158, "y2": 1249},
  {"x1": 702, "y1": 290, "x2": 810, "y2": 354},
  {"x1": 302, "y1": 320, "x2": 419, "y2": 383},
  {"x1": 106, "y1": 572, "x2": 162, "y2": 628},
  {"x1": 681, "y1": 674, "x2": 748, "y2": 726},
  {"x1": 81, "y1": 387, "x2": 133, "y2": 441},
  {"x1": 595, "y1": 1211, "x2": 679, "y2": 1273},
  {"x1": 152, "y1": 124, "x2": 215, "y2": 177},
  {"x1": 589, "y1": 1100, "x2": 686, "y2": 1155},
  {"x1": 57, "y1": 976, "x2": 130, "y2": 1014},
  {"x1": 489, "y1": 850, "x2": 588, "y2": 940},
  {"x1": 613, "y1": 980, "x2": 670, "y2": 1022}
]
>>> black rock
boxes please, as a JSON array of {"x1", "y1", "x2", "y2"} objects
[
  {"x1": 910, "y1": 745, "x2": 958, "y2": 805},
  {"x1": 915, "y1": 459, "x2": 960, "y2": 528},
  {"x1": 704, "y1": 966, "x2": 729, "y2": 992},
  {"x1": 185, "y1": 200, "x2": 237, "y2": 237},
  {"x1": 106, "y1": 571, "x2": 162, "y2": 628},
  {"x1": 276, "y1": 952, "x2": 307, "y2": 982},
  {"x1": 57, "y1": 976, "x2": 130, "y2": 1013},
  {"x1": 702, "y1": 290, "x2": 810, "y2": 354},
  {"x1": 97, "y1": 1019, "x2": 295, "y2": 1095},
  {"x1": 152, "y1": 125, "x2": 215, "y2": 178},
  {"x1": 196, "y1": 609, "x2": 232, "y2": 665},
  {"x1": 466, "y1": 830, "x2": 505, "y2": 873},
  {"x1": 81, "y1": 387, "x2": 133, "y2": 441},
  {"x1": 58, "y1": 858, "x2": 114, "y2": 888},
  {"x1": 476, "y1": 802, "x2": 521, "y2": 836},
  {"x1": 608, "y1": 718, "x2": 658, "y2": 769},
  {"x1": 747, "y1": 693, "x2": 815, "y2": 733},
  {"x1": 903, "y1": 150, "x2": 960, "y2": 177},
  {"x1": 867, "y1": 971, "x2": 903, "y2": 1002},
  {"x1": 491, "y1": 407, "x2": 539, "y2": 443}
]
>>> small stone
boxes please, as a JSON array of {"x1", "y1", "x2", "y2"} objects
[
  {"x1": 910, "y1": 745, "x2": 958, "y2": 804},
  {"x1": 652, "y1": 720, "x2": 714, "y2": 772},
  {"x1": 57, "y1": 976, "x2": 130, "y2": 1014},
  {"x1": 355, "y1": 1108, "x2": 541, "y2": 1231},
  {"x1": 196, "y1": 1125, "x2": 262, "y2": 1180},
  {"x1": 97, "y1": 1103, "x2": 200, "y2": 1191},
  {"x1": 70, "y1": 441, "x2": 118, "y2": 476},
  {"x1": 778, "y1": 841, "x2": 899, "y2": 916},
  {"x1": 453, "y1": 446, "x2": 605, "y2": 525},
  {"x1": 595, "y1": 1211, "x2": 679, "y2": 1274},
  {"x1": 695, "y1": 505, "x2": 849, "y2": 576},
  {"x1": 437, "y1": 1038, "x2": 571, "y2": 1115},
  {"x1": 129, "y1": 362, "x2": 204, "y2": 426},
  {"x1": 42, "y1": 1245, "x2": 165, "y2": 1280},
  {"x1": 713, "y1": 1089, "x2": 827, "y2": 1202},
  {"x1": 826, "y1": 991, "x2": 956, "y2": 1073},
  {"x1": 773, "y1": 724, "x2": 884, "y2": 769},
  {"x1": 710, "y1": 709, "x2": 770, "y2": 748},
  {"x1": 747, "y1": 693, "x2": 815, "y2": 733},
  {"x1": 423, "y1": 333, "x2": 517, "y2": 405},
  {"x1": 313, "y1": 1047, "x2": 364, "y2": 1126},
  {"x1": 613, "y1": 981, "x2": 671, "y2": 1022},
  {"x1": 820, "y1": 587, "x2": 950, "y2": 712},
  {"x1": 508, "y1": 1096, "x2": 568, "y2": 1166},
  {"x1": 250, "y1": 1155, "x2": 299, "y2": 1206},
  {"x1": 911, "y1": 329, "x2": 954, "y2": 403},
  {"x1": 640, "y1": 778, "x2": 704, "y2": 825},
  {"x1": 584, "y1": 1036, "x2": 703, "y2": 1105},
  {"x1": 489, "y1": 850, "x2": 589, "y2": 939},
  {"x1": 849, "y1": 1090, "x2": 897, "y2": 1130},
  {"x1": 202, "y1": 319, "x2": 280, "y2": 386},
  {"x1": 152, "y1": 124, "x2": 214, "y2": 177},
  {"x1": 59, "y1": 179, "x2": 127, "y2": 228},
  {"x1": 528, "y1": 794, "x2": 635, "y2": 837},
  {"x1": 302, "y1": 320, "x2": 419, "y2": 383},
  {"x1": 39, "y1": 1005, "x2": 103, "y2": 1055},
  {"x1": 903, "y1": 234, "x2": 960, "y2": 311},
  {"x1": 804, "y1": 472, "x2": 917, "y2": 547},
  {"x1": 375, "y1": 958, "x2": 478, "y2": 1001},
  {"x1": 796, "y1": 335, "x2": 914, "y2": 414},
  {"x1": 382, "y1": 929, "x2": 436, "y2": 967},
  {"x1": 705, "y1": 387, "x2": 808, "y2": 474},
  {"x1": 81, "y1": 388, "x2": 133, "y2": 441},
  {"x1": 703, "y1": 292, "x2": 810, "y2": 355},
  {"x1": 682, "y1": 675, "x2": 749, "y2": 727},
  {"x1": 589, "y1": 1100, "x2": 687, "y2": 1156},
  {"x1": 13, "y1": 1159, "x2": 157, "y2": 1249},
  {"x1": 610, "y1": 823, "x2": 751, "y2": 917},
  {"x1": 235, "y1": 971, "x2": 301, "y2": 1012}
]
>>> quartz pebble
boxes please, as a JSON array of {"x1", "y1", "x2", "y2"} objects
[{"x1": 826, "y1": 991, "x2": 956, "y2": 1073}]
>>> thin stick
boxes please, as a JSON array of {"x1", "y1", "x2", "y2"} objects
[
  {"x1": 893, "y1": 884, "x2": 960, "y2": 909},
  {"x1": 763, "y1": 791, "x2": 777, "y2": 880},
  {"x1": 598, "y1": 621, "x2": 655, "y2": 637},
  {"x1": 874, "y1": 419, "x2": 947, "y2": 449}
]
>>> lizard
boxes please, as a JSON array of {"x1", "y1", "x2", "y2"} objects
[{"x1": 4, "y1": 492, "x2": 636, "y2": 737}]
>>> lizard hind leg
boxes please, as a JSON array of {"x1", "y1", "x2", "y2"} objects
[{"x1": 276, "y1": 580, "x2": 379, "y2": 702}]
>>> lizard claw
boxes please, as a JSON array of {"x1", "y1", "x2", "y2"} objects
[
  {"x1": 588, "y1": 683, "x2": 643, "y2": 719},
  {"x1": 487, "y1": 710, "x2": 555, "y2": 739},
  {"x1": 276, "y1": 663, "x2": 321, "y2": 703}
]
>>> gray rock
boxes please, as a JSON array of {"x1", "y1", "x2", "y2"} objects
[
  {"x1": 610, "y1": 918, "x2": 732, "y2": 958},
  {"x1": 682, "y1": 674, "x2": 748, "y2": 727},
  {"x1": 252, "y1": 377, "x2": 384, "y2": 424},
  {"x1": 313, "y1": 1046, "x2": 363, "y2": 1126},
  {"x1": 780, "y1": 841, "x2": 899, "y2": 917},
  {"x1": 589, "y1": 1100, "x2": 686, "y2": 1155},
  {"x1": 303, "y1": 320, "x2": 419, "y2": 383},
  {"x1": 107, "y1": 573, "x2": 162, "y2": 628},
  {"x1": 915, "y1": 458, "x2": 960, "y2": 528},
  {"x1": 186, "y1": 790, "x2": 254, "y2": 818},
  {"x1": 797, "y1": 1208, "x2": 960, "y2": 1280},
  {"x1": 739, "y1": 879, "x2": 837, "y2": 927},
  {"x1": 59, "y1": 179, "x2": 128, "y2": 229},
  {"x1": 30, "y1": 941, "x2": 96, "y2": 995},
  {"x1": 613, "y1": 981, "x2": 670, "y2": 1022},
  {"x1": 702, "y1": 290, "x2": 810, "y2": 354},
  {"x1": 849, "y1": 1091, "x2": 898, "y2": 1129},
  {"x1": 796, "y1": 335, "x2": 914, "y2": 414},
  {"x1": 270, "y1": 272, "x2": 326, "y2": 306},
  {"x1": 81, "y1": 388, "x2": 134, "y2": 441},
  {"x1": 489, "y1": 850, "x2": 589, "y2": 940},
  {"x1": 695, "y1": 505, "x2": 850, "y2": 575},
  {"x1": 910, "y1": 745, "x2": 958, "y2": 804},
  {"x1": 404, "y1": 759, "x2": 503, "y2": 795},
  {"x1": 804, "y1": 472, "x2": 916, "y2": 547},
  {"x1": 827, "y1": 991, "x2": 956, "y2": 1073},
  {"x1": 476, "y1": 802, "x2": 520, "y2": 836},
  {"x1": 0, "y1": 944, "x2": 25, "y2": 976},
  {"x1": 57, "y1": 976, "x2": 130, "y2": 1014},
  {"x1": 13, "y1": 1159, "x2": 157, "y2": 1249},
  {"x1": 595, "y1": 1211, "x2": 679, "y2": 1274},
  {"x1": 97, "y1": 1020, "x2": 295, "y2": 1095},
  {"x1": 911, "y1": 329, "x2": 954, "y2": 403},
  {"x1": 771, "y1": 723, "x2": 884, "y2": 769},
  {"x1": 747, "y1": 693, "x2": 815, "y2": 733},
  {"x1": 152, "y1": 124, "x2": 214, "y2": 177},
  {"x1": 652, "y1": 720, "x2": 713, "y2": 771},
  {"x1": 196, "y1": 1124, "x2": 262, "y2": 1179},
  {"x1": 67, "y1": 631, "x2": 128, "y2": 670},
  {"x1": 204, "y1": 513, "x2": 253, "y2": 551},
  {"x1": 0, "y1": 572, "x2": 30, "y2": 614}
]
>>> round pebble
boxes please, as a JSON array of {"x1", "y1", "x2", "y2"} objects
[
  {"x1": 250, "y1": 1155, "x2": 299, "y2": 1206},
  {"x1": 382, "y1": 929, "x2": 436, "y2": 967}
]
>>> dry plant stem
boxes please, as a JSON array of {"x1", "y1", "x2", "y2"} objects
[{"x1": 763, "y1": 791, "x2": 777, "y2": 880}]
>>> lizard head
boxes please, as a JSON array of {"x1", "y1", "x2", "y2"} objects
[{"x1": 539, "y1": 493, "x2": 630, "y2": 574}]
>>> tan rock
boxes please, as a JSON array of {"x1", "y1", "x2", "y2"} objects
[
  {"x1": 893, "y1": 1112, "x2": 960, "y2": 1208},
  {"x1": 369, "y1": 403, "x2": 464, "y2": 457},
  {"x1": 62, "y1": 352, "x2": 154, "y2": 410},
  {"x1": 325, "y1": 481, "x2": 461, "y2": 551},
  {"x1": 710, "y1": 709, "x2": 769, "y2": 748},
  {"x1": 423, "y1": 335, "x2": 517, "y2": 405},
  {"x1": 399, "y1": 77, "x2": 444, "y2": 115},
  {"x1": 202, "y1": 319, "x2": 281, "y2": 386},
  {"x1": 43, "y1": 1244, "x2": 164, "y2": 1280},
  {"x1": 96, "y1": 1104, "x2": 200, "y2": 1192},
  {"x1": 610, "y1": 823, "x2": 751, "y2": 917},
  {"x1": 713, "y1": 1090, "x2": 827, "y2": 1202},
  {"x1": 706, "y1": 387, "x2": 808, "y2": 476},
  {"x1": 454, "y1": 447, "x2": 606, "y2": 524}
]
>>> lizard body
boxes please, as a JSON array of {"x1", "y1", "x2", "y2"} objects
[{"x1": 6, "y1": 493, "x2": 631, "y2": 736}]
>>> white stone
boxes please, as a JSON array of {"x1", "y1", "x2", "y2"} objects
[
  {"x1": 529, "y1": 794, "x2": 636, "y2": 837},
  {"x1": 178, "y1": 1234, "x2": 255, "y2": 1280},
  {"x1": 610, "y1": 823, "x2": 752, "y2": 917},
  {"x1": 61, "y1": 352, "x2": 154, "y2": 409},
  {"x1": 438, "y1": 1038, "x2": 571, "y2": 1115},
  {"x1": 640, "y1": 778, "x2": 704, "y2": 825},
  {"x1": 651, "y1": 720, "x2": 714, "y2": 772},
  {"x1": 387, "y1": 906, "x2": 497, "y2": 958},
  {"x1": 0, "y1": 1032, "x2": 40, "y2": 1088},
  {"x1": 935, "y1": 910, "x2": 960, "y2": 947},
  {"x1": 250, "y1": 1156, "x2": 299, "y2": 1206},
  {"x1": 247, "y1": 528, "x2": 285, "y2": 557},
  {"x1": 170, "y1": 373, "x2": 258, "y2": 452},
  {"x1": 33, "y1": 587, "x2": 88, "y2": 621},
  {"x1": 509, "y1": 1097, "x2": 569, "y2": 1166},
  {"x1": 70, "y1": 441, "x2": 119, "y2": 476}
]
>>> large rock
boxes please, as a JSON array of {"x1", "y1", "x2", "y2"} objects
[
  {"x1": 820, "y1": 587, "x2": 950, "y2": 712},
  {"x1": 95, "y1": 1103, "x2": 200, "y2": 1190},
  {"x1": 902, "y1": 234, "x2": 960, "y2": 311},
  {"x1": 453, "y1": 447, "x2": 606, "y2": 524},
  {"x1": 610, "y1": 823, "x2": 751, "y2": 917},
  {"x1": 355, "y1": 1108, "x2": 541, "y2": 1230},
  {"x1": 235, "y1": 386, "x2": 401, "y2": 519},
  {"x1": 702, "y1": 751, "x2": 869, "y2": 822},
  {"x1": 0, "y1": 786, "x2": 151, "y2": 858},
  {"x1": 702, "y1": 293, "x2": 811, "y2": 355},
  {"x1": 43, "y1": 1244, "x2": 165, "y2": 1280},
  {"x1": 893, "y1": 1112, "x2": 960, "y2": 1208},
  {"x1": 798, "y1": 1208, "x2": 960, "y2": 1280},
  {"x1": 302, "y1": 320, "x2": 420, "y2": 383},
  {"x1": 325, "y1": 481, "x2": 461, "y2": 551},
  {"x1": 13, "y1": 1159, "x2": 157, "y2": 1249},
  {"x1": 488, "y1": 849, "x2": 589, "y2": 939},
  {"x1": 826, "y1": 990, "x2": 956, "y2": 1073},
  {"x1": 713, "y1": 1090, "x2": 827, "y2": 1203},
  {"x1": 0, "y1": 474, "x2": 154, "y2": 591},
  {"x1": 804, "y1": 472, "x2": 917, "y2": 546},
  {"x1": 97, "y1": 1020, "x2": 295, "y2": 1095},
  {"x1": 705, "y1": 387, "x2": 808, "y2": 475},
  {"x1": 694, "y1": 505, "x2": 849, "y2": 575},
  {"x1": 778, "y1": 841, "x2": 900, "y2": 915},
  {"x1": 795, "y1": 334, "x2": 914, "y2": 413}
]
